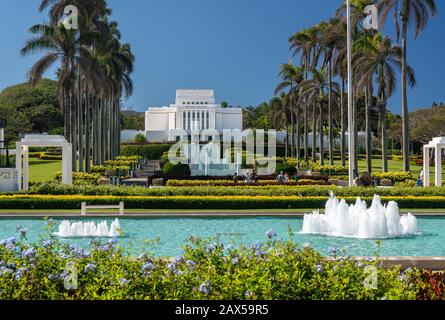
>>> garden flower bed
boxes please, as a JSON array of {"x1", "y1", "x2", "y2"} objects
[{"x1": 1, "y1": 227, "x2": 441, "y2": 300}]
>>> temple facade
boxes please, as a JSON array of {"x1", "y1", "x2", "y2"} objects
[{"x1": 145, "y1": 89, "x2": 243, "y2": 142}]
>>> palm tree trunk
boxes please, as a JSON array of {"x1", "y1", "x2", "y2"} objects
[
  {"x1": 291, "y1": 105, "x2": 295, "y2": 158},
  {"x1": 101, "y1": 96, "x2": 106, "y2": 164},
  {"x1": 77, "y1": 69, "x2": 84, "y2": 172},
  {"x1": 70, "y1": 88, "x2": 77, "y2": 172},
  {"x1": 116, "y1": 97, "x2": 121, "y2": 156},
  {"x1": 381, "y1": 98, "x2": 388, "y2": 172},
  {"x1": 296, "y1": 104, "x2": 301, "y2": 163},
  {"x1": 401, "y1": 19, "x2": 410, "y2": 172},
  {"x1": 312, "y1": 101, "x2": 316, "y2": 162},
  {"x1": 365, "y1": 84, "x2": 372, "y2": 174},
  {"x1": 328, "y1": 59, "x2": 334, "y2": 166},
  {"x1": 352, "y1": 89, "x2": 358, "y2": 173},
  {"x1": 304, "y1": 98, "x2": 308, "y2": 164},
  {"x1": 319, "y1": 101, "x2": 324, "y2": 166},
  {"x1": 85, "y1": 90, "x2": 91, "y2": 172},
  {"x1": 92, "y1": 97, "x2": 98, "y2": 166},
  {"x1": 63, "y1": 86, "x2": 70, "y2": 142},
  {"x1": 285, "y1": 123, "x2": 289, "y2": 159},
  {"x1": 340, "y1": 79, "x2": 346, "y2": 167}
]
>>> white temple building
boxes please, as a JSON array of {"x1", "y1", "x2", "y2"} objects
[{"x1": 145, "y1": 89, "x2": 243, "y2": 142}]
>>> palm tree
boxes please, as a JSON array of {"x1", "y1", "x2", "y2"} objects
[
  {"x1": 275, "y1": 62, "x2": 304, "y2": 159},
  {"x1": 269, "y1": 96, "x2": 288, "y2": 156},
  {"x1": 355, "y1": 33, "x2": 415, "y2": 172},
  {"x1": 300, "y1": 68, "x2": 339, "y2": 165},
  {"x1": 24, "y1": 0, "x2": 134, "y2": 172},
  {"x1": 289, "y1": 26, "x2": 321, "y2": 164},
  {"x1": 379, "y1": 0, "x2": 437, "y2": 171}
]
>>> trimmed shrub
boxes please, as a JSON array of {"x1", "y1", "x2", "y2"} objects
[
  {"x1": 163, "y1": 162, "x2": 191, "y2": 178},
  {"x1": 1, "y1": 194, "x2": 445, "y2": 209},
  {"x1": 275, "y1": 162, "x2": 297, "y2": 175},
  {"x1": 54, "y1": 172, "x2": 101, "y2": 185},
  {"x1": 372, "y1": 172, "x2": 413, "y2": 183},
  {"x1": 134, "y1": 133, "x2": 147, "y2": 144},
  {"x1": 120, "y1": 144, "x2": 172, "y2": 160}
]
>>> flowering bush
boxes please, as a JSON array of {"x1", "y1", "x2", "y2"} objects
[
  {"x1": 372, "y1": 172, "x2": 414, "y2": 183},
  {"x1": 0, "y1": 230, "x2": 422, "y2": 300},
  {"x1": 54, "y1": 172, "x2": 102, "y2": 186},
  {"x1": 165, "y1": 180, "x2": 331, "y2": 187}
]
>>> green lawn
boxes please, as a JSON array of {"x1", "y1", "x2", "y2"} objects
[
  {"x1": 331, "y1": 158, "x2": 444, "y2": 181},
  {"x1": 26, "y1": 157, "x2": 444, "y2": 183},
  {"x1": 29, "y1": 158, "x2": 61, "y2": 183}
]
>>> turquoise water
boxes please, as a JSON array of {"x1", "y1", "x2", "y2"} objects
[{"x1": 1, "y1": 216, "x2": 445, "y2": 257}]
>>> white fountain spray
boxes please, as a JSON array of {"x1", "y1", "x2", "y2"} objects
[
  {"x1": 55, "y1": 219, "x2": 122, "y2": 238},
  {"x1": 301, "y1": 193, "x2": 418, "y2": 239}
]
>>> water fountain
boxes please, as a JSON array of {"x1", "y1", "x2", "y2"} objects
[
  {"x1": 55, "y1": 219, "x2": 122, "y2": 237},
  {"x1": 301, "y1": 193, "x2": 418, "y2": 239}
]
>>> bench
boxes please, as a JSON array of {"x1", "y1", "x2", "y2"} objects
[{"x1": 81, "y1": 202, "x2": 125, "y2": 216}]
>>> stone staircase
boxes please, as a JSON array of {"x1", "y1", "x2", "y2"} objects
[{"x1": 133, "y1": 160, "x2": 161, "y2": 178}]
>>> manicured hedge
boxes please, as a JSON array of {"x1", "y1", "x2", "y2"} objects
[
  {"x1": 1, "y1": 194, "x2": 445, "y2": 209},
  {"x1": 27, "y1": 183, "x2": 445, "y2": 198},
  {"x1": 166, "y1": 179, "x2": 331, "y2": 187},
  {"x1": 120, "y1": 144, "x2": 172, "y2": 160}
]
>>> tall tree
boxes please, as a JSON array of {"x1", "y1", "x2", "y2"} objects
[{"x1": 379, "y1": 0, "x2": 437, "y2": 171}]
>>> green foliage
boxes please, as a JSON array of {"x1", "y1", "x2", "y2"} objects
[
  {"x1": 134, "y1": 133, "x2": 147, "y2": 144},
  {"x1": 163, "y1": 162, "x2": 191, "y2": 178},
  {"x1": 120, "y1": 144, "x2": 172, "y2": 160},
  {"x1": 394, "y1": 180, "x2": 417, "y2": 188},
  {"x1": 0, "y1": 79, "x2": 63, "y2": 140},
  {"x1": 2, "y1": 193, "x2": 445, "y2": 209},
  {"x1": 26, "y1": 183, "x2": 445, "y2": 198},
  {"x1": 54, "y1": 172, "x2": 101, "y2": 186},
  {"x1": 121, "y1": 110, "x2": 145, "y2": 130},
  {"x1": 372, "y1": 172, "x2": 413, "y2": 183},
  {"x1": 275, "y1": 162, "x2": 297, "y2": 175},
  {"x1": 0, "y1": 235, "x2": 421, "y2": 300}
]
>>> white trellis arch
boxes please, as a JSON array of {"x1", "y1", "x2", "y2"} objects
[
  {"x1": 423, "y1": 137, "x2": 445, "y2": 187},
  {"x1": 16, "y1": 135, "x2": 72, "y2": 191}
]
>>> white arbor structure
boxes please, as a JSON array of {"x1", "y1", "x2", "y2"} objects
[
  {"x1": 16, "y1": 135, "x2": 72, "y2": 191},
  {"x1": 423, "y1": 137, "x2": 445, "y2": 187}
]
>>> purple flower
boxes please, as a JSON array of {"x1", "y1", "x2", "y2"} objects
[
  {"x1": 186, "y1": 260, "x2": 196, "y2": 270},
  {"x1": 167, "y1": 262, "x2": 178, "y2": 272},
  {"x1": 199, "y1": 280, "x2": 211, "y2": 294},
  {"x1": 266, "y1": 230, "x2": 277, "y2": 239},
  {"x1": 84, "y1": 264, "x2": 96, "y2": 273},
  {"x1": 231, "y1": 257, "x2": 239, "y2": 265},
  {"x1": 48, "y1": 274, "x2": 58, "y2": 281},
  {"x1": 119, "y1": 278, "x2": 129, "y2": 286},
  {"x1": 316, "y1": 264, "x2": 323, "y2": 273},
  {"x1": 142, "y1": 262, "x2": 155, "y2": 272},
  {"x1": 397, "y1": 274, "x2": 407, "y2": 282},
  {"x1": 173, "y1": 256, "x2": 184, "y2": 264},
  {"x1": 22, "y1": 247, "x2": 37, "y2": 259},
  {"x1": 42, "y1": 240, "x2": 55, "y2": 248},
  {"x1": 15, "y1": 269, "x2": 24, "y2": 280}
]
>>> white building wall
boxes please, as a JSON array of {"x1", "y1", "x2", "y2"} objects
[
  {"x1": 221, "y1": 110, "x2": 243, "y2": 131},
  {"x1": 145, "y1": 109, "x2": 169, "y2": 131}
]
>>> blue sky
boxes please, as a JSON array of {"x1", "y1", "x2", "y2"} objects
[{"x1": 0, "y1": 0, "x2": 444, "y2": 114}]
